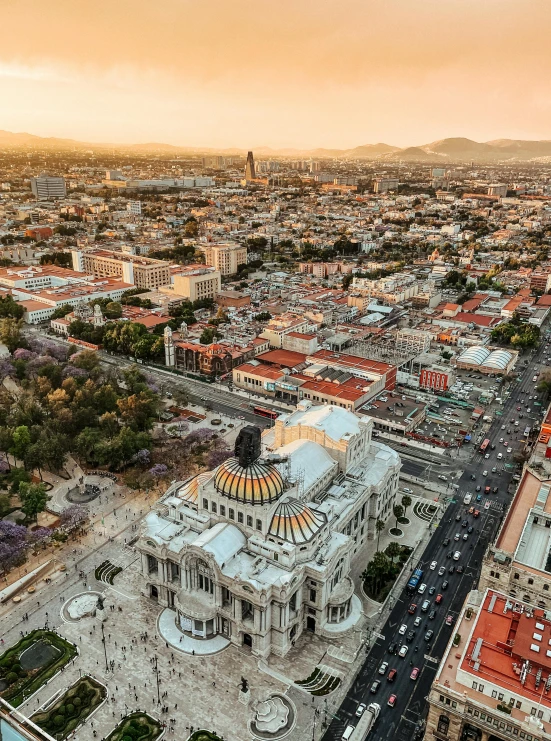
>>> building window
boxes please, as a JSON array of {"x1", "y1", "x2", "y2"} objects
[
  {"x1": 492, "y1": 690, "x2": 497, "y2": 698},
  {"x1": 310, "y1": 589, "x2": 317, "y2": 603},
  {"x1": 478, "y1": 684, "x2": 484, "y2": 692},
  {"x1": 498, "y1": 693, "x2": 504, "y2": 701},
  {"x1": 528, "y1": 578, "x2": 534, "y2": 585},
  {"x1": 437, "y1": 715, "x2": 449, "y2": 736},
  {"x1": 238, "y1": 512, "x2": 244, "y2": 524},
  {"x1": 472, "y1": 682, "x2": 478, "y2": 690},
  {"x1": 256, "y1": 519, "x2": 262, "y2": 531},
  {"x1": 516, "y1": 701, "x2": 522, "y2": 709},
  {"x1": 514, "y1": 573, "x2": 519, "y2": 580},
  {"x1": 247, "y1": 515, "x2": 253, "y2": 527},
  {"x1": 203, "y1": 498, "x2": 208, "y2": 510},
  {"x1": 211, "y1": 501, "x2": 217, "y2": 513},
  {"x1": 220, "y1": 505, "x2": 226, "y2": 516},
  {"x1": 229, "y1": 508, "x2": 235, "y2": 520}
]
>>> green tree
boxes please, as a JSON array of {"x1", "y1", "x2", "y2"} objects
[
  {"x1": 401, "y1": 494, "x2": 412, "y2": 517},
  {"x1": 104, "y1": 302, "x2": 122, "y2": 319},
  {"x1": 0, "y1": 318, "x2": 24, "y2": 352},
  {"x1": 10, "y1": 426, "x2": 31, "y2": 465},
  {"x1": 386, "y1": 541, "x2": 401, "y2": 564},
  {"x1": 393, "y1": 504, "x2": 404, "y2": 530},
  {"x1": 19, "y1": 481, "x2": 50, "y2": 523},
  {"x1": 0, "y1": 493, "x2": 11, "y2": 516},
  {"x1": 375, "y1": 518, "x2": 385, "y2": 552}
]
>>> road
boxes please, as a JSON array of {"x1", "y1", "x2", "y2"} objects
[{"x1": 321, "y1": 337, "x2": 550, "y2": 741}]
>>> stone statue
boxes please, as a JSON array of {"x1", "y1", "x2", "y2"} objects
[
  {"x1": 96, "y1": 595, "x2": 104, "y2": 611},
  {"x1": 240, "y1": 676, "x2": 249, "y2": 693}
]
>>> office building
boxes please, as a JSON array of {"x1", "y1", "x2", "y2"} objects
[
  {"x1": 170, "y1": 266, "x2": 221, "y2": 302},
  {"x1": 200, "y1": 242, "x2": 247, "y2": 276},
  {"x1": 71, "y1": 249, "x2": 170, "y2": 289},
  {"x1": 488, "y1": 183, "x2": 508, "y2": 198},
  {"x1": 373, "y1": 178, "x2": 399, "y2": 194},
  {"x1": 30, "y1": 176, "x2": 66, "y2": 200},
  {"x1": 245, "y1": 151, "x2": 256, "y2": 181}
]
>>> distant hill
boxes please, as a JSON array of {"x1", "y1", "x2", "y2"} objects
[{"x1": 1, "y1": 128, "x2": 551, "y2": 161}]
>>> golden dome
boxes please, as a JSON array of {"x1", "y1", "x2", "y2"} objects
[
  {"x1": 214, "y1": 457, "x2": 284, "y2": 505},
  {"x1": 268, "y1": 499, "x2": 326, "y2": 544},
  {"x1": 177, "y1": 472, "x2": 212, "y2": 504}
]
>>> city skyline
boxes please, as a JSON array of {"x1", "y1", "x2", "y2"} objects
[{"x1": 1, "y1": 0, "x2": 550, "y2": 149}]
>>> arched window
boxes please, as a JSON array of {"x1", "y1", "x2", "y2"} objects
[{"x1": 437, "y1": 715, "x2": 449, "y2": 735}]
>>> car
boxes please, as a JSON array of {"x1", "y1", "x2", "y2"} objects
[
  {"x1": 430, "y1": 560, "x2": 437, "y2": 570},
  {"x1": 399, "y1": 624, "x2": 408, "y2": 635},
  {"x1": 468, "y1": 506, "x2": 474, "y2": 514},
  {"x1": 408, "y1": 603, "x2": 417, "y2": 614},
  {"x1": 388, "y1": 642, "x2": 397, "y2": 654},
  {"x1": 445, "y1": 614, "x2": 454, "y2": 626},
  {"x1": 492, "y1": 466, "x2": 497, "y2": 473},
  {"x1": 454, "y1": 533, "x2": 460, "y2": 541},
  {"x1": 474, "y1": 509, "x2": 480, "y2": 518},
  {"x1": 482, "y1": 470, "x2": 488, "y2": 476},
  {"x1": 398, "y1": 645, "x2": 409, "y2": 658},
  {"x1": 356, "y1": 702, "x2": 367, "y2": 717},
  {"x1": 424, "y1": 630, "x2": 434, "y2": 641},
  {"x1": 370, "y1": 680, "x2": 381, "y2": 693},
  {"x1": 517, "y1": 406, "x2": 521, "y2": 411},
  {"x1": 442, "y1": 580, "x2": 449, "y2": 589},
  {"x1": 429, "y1": 586, "x2": 436, "y2": 595},
  {"x1": 484, "y1": 500, "x2": 491, "y2": 509},
  {"x1": 476, "y1": 485, "x2": 481, "y2": 492},
  {"x1": 461, "y1": 519, "x2": 468, "y2": 528},
  {"x1": 438, "y1": 566, "x2": 446, "y2": 576},
  {"x1": 387, "y1": 669, "x2": 397, "y2": 682},
  {"x1": 378, "y1": 661, "x2": 389, "y2": 675},
  {"x1": 467, "y1": 525, "x2": 473, "y2": 533},
  {"x1": 407, "y1": 630, "x2": 415, "y2": 642},
  {"x1": 515, "y1": 421, "x2": 519, "y2": 427},
  {"x1": 503, "y1": 440, "x2": 508, "y2": 446},
  {"x1": 387, "y1": 694, "x2": 397, "y2": 707},
  {"x1": 428, "y1": 610, "x2": 436, "y2": 620},
  {"x1": 410, "y1": 667, "x2": 419, "y2": 680},
  {"x1": 435, "y1": 593, "x2": 443, "y2": 604},
  {"x1": 403, "y1": 487, "x2": 413, "y2": 494},
  {"x1": 418, "y1": 583, "x2": 427, "y2": 594},
  {"x1": 501, "y1": 425, "x2": 506, "y2": 430},
  {"x1": 484, "y1": 453, "x2": 490, "y2": 459},
  {"x1": 490, "y1": 444, "x2": 496, "y2": 450},
  {"x1": 438, "y1": 475, "x2": 447, "y2": 481},
  {"x1": 499, "y1": 437, "x2": 504, "y2": 442},
  {"x1": 497, "y1": 452, "x2": 503, "y2": 459},
  {"x1": 493, "y1": 486, "x2": 498, "y2": 493},
  {"x1": 446, "y1": 550, "x2": 453, "y2": 559},
  {"x1": 457, "y1": 565, "x2": 464, "y2": 574},
  {"x1": 470, "y1": 473, "x2": 476, "y2": 480},
  {"x1": 508, "y1": 448, "x2": 513, "y2": 453},
  {"x1": 442, "y1": 537, "x2": 450, "y2": 547},
  {"x1": 463, "y1": 533, "x2": 469, "y2": 541},
  {"x1": 455, "y1": 514, "x2": 461, "y2": 521},
  {"x1": 413, "y1": 616, "x2": 422, "y2": 627},
  {"x1": 342, "y1": 724, "x2": 355, "y2": 739},
  {"x1": 449, "y1": 565, "x2": 455, "y2": 574},
  {"x1": 421, "y1": 599, "x2": 430, "y2": 612},
  {"x1": 476, "y1": 494, "x2": 482, "y2": 502},
  {"x1": 484, "y1": 486, "x2": 491, "y2": 495},
  {"x1": 454, "y1": 551, "x2": 461, "y2": 560}
]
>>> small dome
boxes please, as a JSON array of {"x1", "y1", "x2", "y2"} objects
[
  {"x1": 268, "y1": 498, "x2": 326, "y2": 544},
  {"x1": 214, "y1": 457, "x2": 284, "y2": 505},
  {"x1": 177, "y1": 472, "x2": 212, "y2": 504}
]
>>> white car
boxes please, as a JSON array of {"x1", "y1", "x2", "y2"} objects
[
  {"x1": 430, "y1": 560, "x2": 437, "y2": 570},
  {"x1": 483, "y1": 470, "x2": 488, "y2": 476},
  {"x1": 438, "y1": 566, "x2": 446, "y2": 576},
  {"x1": 399, "y1": 624, "x2": 408, "y2": 635},
  {"x1": 453, "y1": 551, "x2": 461, "y2": 560},
  {"x1": 501, "y1": 425, "x2": 506, "y2": 430},
  {"x1": 507, "y1": 448, "x2": 512, "y2": 453},
  {"x1": 398, "y1": 644, "x2": 409, "y2": 658},
  {"x1": 356, "y1": 703, "x2": 367, "y2": 717},
  {"x1": 402, "y1": 487, "x2": 413, "y2": 494},
  {"x1": 484, "y1": 453, "x2": 490, "y2": 459},
  {"x1": 378, "y1": 662, "x2": 389, "y2": 675},
  {"x1": 497, "y1": 452, "x2": 503, "y2": 459},
  {"x1": 438, "y1": 475, "x2": 447, "y2": 481},
  {"x1": 499, "y1": 437, "x2": 504, "y2": 442}
]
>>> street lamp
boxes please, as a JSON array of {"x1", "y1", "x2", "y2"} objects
[
  {"x1": 154, "y1": 655, "x2": 161, "y2": 704},
  {"x1": 100, "y1": 622, "x2": 109, "y2": 673}
]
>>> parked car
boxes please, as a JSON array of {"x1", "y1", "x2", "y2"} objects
[
  {"x1": 398, "y1": 645, "x2": 409, "y2": 658},
  {"x1": 424, "y1": 630, "x2": 434, "y2": 641},
  {"x1": 370, "y1": 680, "x2": 381, "y2": 694},
  {"x1": 387, "y1": 669, "x2": 397, "y2": 682},
  {"x1": 408, "y1": 604, "x2": 417, "y2": 614},
  {"x1": 399, "y1": 624, "x2": 408, "y2": 635},
  {"x1": 356, "y1": 703, "x2": 367, "y2": 717},
  {"x1": 410, "y1": 667, "x2": 419, "y2": 680},
  {"x1": 441, "y1": 580, "x2": 449, "y2": 590},
  {"x1": 388, "y1": 694, "x2": 397, "y2": 707},
  {"x1": 378, "y1": 662, "x2": 389, "y2": 675}
]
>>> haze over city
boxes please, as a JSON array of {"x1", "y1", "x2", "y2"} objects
[{"x1": 1, "y1": 0, "x2": 551, "y2": 149}]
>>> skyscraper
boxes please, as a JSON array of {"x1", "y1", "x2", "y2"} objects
[{"x1": 245, "y1": 151, "x2": 256, "y2": 181}]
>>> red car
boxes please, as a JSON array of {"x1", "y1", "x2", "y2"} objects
[
  {"x1": 410, "y1": 667, "x2": 419, "y2": 680},
  {"x1": 388, "y1": 694, "x2": 397, "y2": 707},
  {"x1": 473, "y1": 509, "x2": 480, "y2": 518},
  {"x1": 408, "y1": 603, "x2": 417, "y2": 614},
  {"x1": 445, "y1": 614, "x2": 454, "y2": 626}
]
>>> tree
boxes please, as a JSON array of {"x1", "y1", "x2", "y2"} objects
[
  {"x1": 104, "y1": 301, "x2": 123, "y2": 319},
  {"x1": 393, "y1": 504, "x2": 404, "y2": 530},
  {"x1": 0, "y1": 521, "x2": 28, "y2": 572},
  {"x1": 199, "y1": 327, "x2": 220, "y2": 345},
  {"x1": 10, "y1": 425, "x2": 31, "y2": 465},
  {"x1": 19, "y1": 481, "x2": 50, "y2": 524},
  {"x1": 117, "y1": 392, "x2": 159, "y2": 432},
  {"x1": 386, "y1": 541, "x2": 401, "y2": 564},
  {"x1": 0, "y1": 296, "x2": 25, "y2": 320},
  {"x1": 0, "y1": 317, "x2": 24, "y2": 352},
  {"x1": 401, "y1": 494, "x2": 412, "y2": 517},
  {"x1": 59, "y1": 504, "x2": 88, "y2": 530},
  {"x1": 375, "y1": 518, "x2": 385, "y2": 552},
  {"x1": 0, "y1": 493, "x2": 12, "y2": 517}
]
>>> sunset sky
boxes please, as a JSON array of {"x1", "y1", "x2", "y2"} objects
[{"x1": 1, "y1": 0, "x2": 549, "y2": 149}]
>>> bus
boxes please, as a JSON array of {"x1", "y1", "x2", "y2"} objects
[
  {"x1": 479, "y1": 438, "x2": 490, "y2": 454},
  {"x1": 524, "y1": 426, "x2": 531, "y2": 438},
  {"x1": 407, "y1": 568, "x2": 424, "y2": 592},
  {"x1": 252, "y1": 406, "x2": 279, "y2": 420}
]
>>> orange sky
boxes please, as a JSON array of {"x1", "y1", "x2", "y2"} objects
[{"x1": 1, "y1": 0, "x2": 550, "y2": 149}]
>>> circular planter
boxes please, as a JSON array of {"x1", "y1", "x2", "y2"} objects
[
  {"x1": 389, "y1": 527, "x2": 403, "y2": 538},
  {"x1": 398, "y1": 517, "x2": 410, "y2": 526}
]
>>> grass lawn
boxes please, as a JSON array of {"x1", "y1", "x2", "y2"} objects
[{"x1": 31, "y1": 676, "x2": 106, "y2": 739}]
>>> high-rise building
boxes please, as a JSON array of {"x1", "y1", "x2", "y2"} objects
[
  {"x1": 199, "y1": 242, "x2": 247, "y2": 276},
  {"x1": 245, "y1": 151, "x2": 256, "y2": 181},
  {"x1": 30, "y1": 176, "x2": 66, "y2": 200}
]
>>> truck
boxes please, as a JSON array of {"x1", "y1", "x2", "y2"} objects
[{"x1": 349, "y1": 702, "x2": 381, "y2": 740}]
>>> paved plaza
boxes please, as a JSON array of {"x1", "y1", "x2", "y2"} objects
[{"x1": 0, "y1": 463, "x2": 440, "y2": 741}]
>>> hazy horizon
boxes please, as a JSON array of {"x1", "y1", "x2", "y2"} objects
[{"x1": 1, "y1": 0, "x2": 550, "y2": 150}]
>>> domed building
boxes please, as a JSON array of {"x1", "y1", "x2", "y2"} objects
[{"x1": 138, "y1": 401, "x2": 400, "y2": 659}]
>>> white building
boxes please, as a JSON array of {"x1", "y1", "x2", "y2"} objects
[
  {"x1": 30, "y1": 176, "x2": 66, "y2": 201},
  {"x1": 137, "y1": 402, "x2": 400, "y2": 658}
]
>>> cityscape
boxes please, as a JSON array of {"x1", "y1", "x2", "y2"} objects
[{"x1": 2, "y1": 4, "x2": 551, "y2": 741}]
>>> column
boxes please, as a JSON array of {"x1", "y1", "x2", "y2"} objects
[{"x1": 141, "y1": 553, "x2": 148, "y2": 576}]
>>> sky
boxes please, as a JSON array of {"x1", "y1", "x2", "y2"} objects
[{"x1": 1, "y1": 0, "x2": 550, "y2": 150}]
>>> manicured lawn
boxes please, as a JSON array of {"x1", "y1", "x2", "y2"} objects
[
  {"x1": 31, "y1": 676, "x2": 106, "y2": 739},
  {"x1": 106, "y1": 712, "x2": 163, "y2": 741},
  {"x1": 188, "y1": 732, "x2": 223, "y2": 741},
  {"x1": 0, "y1": 630, "x2": 77, "y2": 707}
]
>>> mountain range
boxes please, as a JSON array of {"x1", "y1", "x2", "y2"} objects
[{"x1": 1, "y1": 129, "x2": 551, "y2": 162}]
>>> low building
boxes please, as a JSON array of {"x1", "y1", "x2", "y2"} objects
[
  {"x1": 455, "y1": 346, "x2": 517, "y2": 376},
  {"x1": 215, "y1": 290, "x2": 251, "y2": 308},
  {"x1": 170, "y1": 266, "x2": 221, "y2": 302},
  {"x1": 72, "y1": 249, "x2": 170, "y2": 289},
  {"x1": 420, "y1": 365, "x2": 455, "y2": 392},
  {"x1": 136, "y1": 405, "x2": 400, "y2": 658}
]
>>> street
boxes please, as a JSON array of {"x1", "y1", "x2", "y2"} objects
[{"x1": 321, "y1": 338, "x2": 549, "y2": 741}]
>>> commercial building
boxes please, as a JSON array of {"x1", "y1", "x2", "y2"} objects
[
  {"x1": 427, "y1": 588, "x2": 551, "y2": 741},
  {"x1": 487, "y1": 183, "x2": 509, "y2": 197},
  {"x1": 245, "y1": 151, "x2": 256, "y2": 181},
  {"x1": 530, "y1": 271, "x2": 551, "y2": 294},
  {"x1": 30, "y1": 176, "x2": 66, "y2": 200},
  {"x1": 71, "y1": 249, "x2": 170, "y2": 289},
  {"x1": 136, "y1": 404, "x2": 400, "y2": 657},
  {"x1": 420, "y1": 366, "x2": 454, "y2": 392},
  {"x1": 373, "y1": 178, "x2": 399, "y2": 194},
  {"x1": 199, "y1": 242, "x2": 247, "y2": 276},
  {"x1": 170, "y1": 266, "x2": 221, "y2": 302},
  {"x1": 455, "y1": 346, "x2": 517, "y2": 376}
]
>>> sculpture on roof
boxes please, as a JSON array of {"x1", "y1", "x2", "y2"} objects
[{"x1": 74, "y1": 300, "x2": 92, "y2": 320}]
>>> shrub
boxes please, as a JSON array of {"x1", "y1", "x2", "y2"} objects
[
  {"x1": 73, "y1": 697, "x2": 81, "y2": 707},
  {"x1": 66, "y1": 704, "x2": 75, "y2": 714},
  {"x1": 54, "y1": 715, "x2": 64, "y2": 727},
  {"x1": 5, "y1": 672, "x2": 18, "y2": 683},
  {"x1": 58, "y1": 706, "x2": 66, "y2": 715}
]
